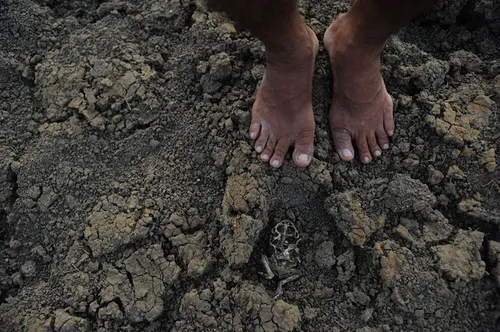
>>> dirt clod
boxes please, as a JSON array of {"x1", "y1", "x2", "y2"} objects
[
  {"x1": 325, "y1": 190, "x2": 385, "y2": 247},
  {"x1": 315, "y1": 240, "x2": 336, "y2": 268},
  {"x1": 432, "y1": 229, "x2": 486, "y2": 282},
  {"x1": 100, "y1": 244, "x2": 180, "y2": 322}
]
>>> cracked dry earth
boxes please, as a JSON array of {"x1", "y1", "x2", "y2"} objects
[{"x1": 0, "y1": 0, "x2": 499, "y2": 331}]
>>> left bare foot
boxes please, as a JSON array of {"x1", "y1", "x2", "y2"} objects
[
  {"x1": 249, "y1": 22, "x2": 319, "y2": 168},
  {"x1": 324, "y1": 14, "x2": 395, "y2": 164}
]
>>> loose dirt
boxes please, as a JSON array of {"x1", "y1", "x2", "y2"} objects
[{"x1": 0, "y1": 0, "x2": 499, "y2": 331}]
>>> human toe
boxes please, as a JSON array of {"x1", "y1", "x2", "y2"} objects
[
  {"x1": 376, "y1": 128, "x2": 390, "y2": 150},
  {"x1": 356, "y1": 136, "x2": 372, "y2": 164},
  {"x1": 270, "y1": 139, "x2": 290, "y2": 168},
  {"x1": 249, "y1": 122, "x2": 261, "y2": 140},
  {"x1": 332, "y1": 128, "x2": 355, "y2": 162},
  {"x1": 368, "y1": 134, "x2": 382, "y2": 159},
  {"x1": 383, "y1": 99, "x2": 395, "y2": 136},
  {"x1": 254, "y1": 123, "x2": 269, "y2": 153},
  {"x1": 292, "y1": 130, "x2": 314, "y2": 167},
  {"x1": 261, "y1": 135, "x2": 276, "y2": 163}
]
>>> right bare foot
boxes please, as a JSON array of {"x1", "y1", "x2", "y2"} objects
[
  {"x1": 324, "y1": 14, "x2": 395, "y2": 164},
  {"x1": 249, "y1": 23, "x2": 319, "y2": 168}
]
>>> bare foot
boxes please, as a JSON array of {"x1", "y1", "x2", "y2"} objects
[
  {"x1": 324, "y1": 14, "x2": 394, "y2": 164},
  {"x1": 249, "y1": 24, "x2": 319, "y2": 168}
]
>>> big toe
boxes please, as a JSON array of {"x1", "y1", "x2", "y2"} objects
[
  {"x1": 332, "y1": 128, "x2": 355, "y2": 161},
  {"x1": 292, "y1": 130, "x2": 314, "y2": 168}
]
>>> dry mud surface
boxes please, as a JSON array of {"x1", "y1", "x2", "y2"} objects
[{"x1": 1, "y1": 0, "x2": 500, "y2": 331}]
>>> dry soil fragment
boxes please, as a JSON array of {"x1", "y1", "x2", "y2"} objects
[
  {"x1": 171, "y1": 231, "x2": 214, "y2": 278},
  {"x1": 325, "y1": 190, "x2": 384, "y2": 247},
  {"x1": 20, "y1": 260, "x2": 36, "y2": 278},
  {"x1": 458, "y1": 198, "x2": 482, "y2": 213},
  {"x1": 220, "y1": 170, "x2": 271, "y2": 265},
  {"x1": 178, "y1": 288, "x2": 218, "y2": 328},
  {"x1": 84, "y1": 195, "x2": 154, "y2": 256},
  {"x1": 62, "y1": 272, "x2": 93, "y2": 305},
  {"x1": 26, "y1": 316, "x2": 52, "y2": 332},
  {"x1": 446, "y1": 165, "x2": 466, "y2": 180},
  {"x1": 336, "y1": 248, "x2": 356, "y2": 282},
  {"x1": 432, "y1": 229, "x2": 486, "y2": 282},
  {"x1": 211, "y1": 146, "x2": 228, "y2": 167},
  {"x1": 394, "y1": 215, "x2": 453, "y2": 248},
  {"x1": 200, "y1": 52, "x2": 232, "y2": 94},
  {"x1": 411, "y1": 59, "x2": 449, "y2": 91},
  {"x1": 315, "y1": 240, "x2": 336, "y2": 269},
  {"x1": 384, "y1": 174, "x2": 437, "y2": 212},
  {"x1": 494, "y1": 75, "x2": 500, "y2": 96},
  {"x1": 457, "y1": 198, "x2": 485, "y2": 217},
  {"x1": 346, "y1": 288, "x2": 371, "y2": 306},
  {"x1": 147, "y1": 0, "x2": 183, "y2": 20},
  {"x1": 108, "y1": 71, "x2": 138, "y2": 98},
  {"x1": 37, "y1": 187, "x2": 58, "y2": 212},
  {"x1": 34, "y1": 26, "x2": 159, "y2": 134},
  {"x1": 307, "y1": 159, "x2": 333, "y2": 189},
  {"x1": 100, "y1": 244, "x2": 180, "y2": 322},
  {"x1": 272, "y1": 300, "x2": 301, "y2": 332},
  {"x1": 53, "y1": 310, "x2": 89, "y2": 332},
  {"x1": 450, "y1": 50, "x2": 483, "y2": 73},
  {"x1": 487, "y1": 241, "x2": 500, "y2": 286},
  {"x1": 425, "y1": 95, "x2": 493, "y2": 146},
  {"x1": 96, "y1": 1, "x2": 138, "y2": 17},
  {"x1": 457, "y1": 198, "x2": 500, "y2": 224},
  {"x1": 428, "y1": 165, "x2": 444, "y2": 185},
  {"x1": 98, "y1": 301, "x2": 124, "y2": 320},
  {"x1": 376, "y1": 241, "x2": 406, "y2": 289},
  {"x1": 35, "y1": 64, "x2": 86, "y2": 109},
  {"x1": 426, "y1": 0, "x2": 468, "y2": 24},
  {"x1": 374, "y1": 240, "x2": 455, "y2": 315},
  {"x1": 0, "y1": 146, "x2": 16, "y2": 209},
  {"x1": 233, "y1": 282, "x2": 301, "y2": 332},
  {"x1": 176, "y1": 281, "x2": 300, "y2": 331},
  {"x1": 166, "y1": 209, "x2": 204, "y2": 234},
  {"x1": 479, "y1": 148, "x2": 497, "y2": 172}
]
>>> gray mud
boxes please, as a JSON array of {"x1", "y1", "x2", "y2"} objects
[{"x1": 0, "y1": 0, "x2": 499, "y2": 331}]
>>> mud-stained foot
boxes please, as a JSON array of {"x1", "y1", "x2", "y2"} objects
[
  {"x1": 324, "y1": 14, "x2": 394, "y2": 164},
  {"x1": 250, "y1": 25, "x2": 319, "y2": 168}
]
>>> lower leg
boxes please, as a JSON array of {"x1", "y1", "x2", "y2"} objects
[
  {"x1": 345, "y1": 0, "x2": 436, "y2": 50},
  {"x1": 210, "y1": 0, "x2": 318, "y2": 168},
  {"x1": 325, "y1": 0, "x2": 436, "y2": 163}
]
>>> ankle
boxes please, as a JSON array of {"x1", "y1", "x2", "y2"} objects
[
  {"x1": 264, "y1": 22, "x2": 315, "y2": 65},
  {"x1": 328, "y1": 13, "x2": 386, "y2": 62}
]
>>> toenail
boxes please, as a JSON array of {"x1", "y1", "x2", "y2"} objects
[
  {"x1": 250, "y1": 132, "x2": 257, "y2": 139},
  {"x1": 363, "y1": 156, "x2": 371, "y2": 163},
  {"x1": 261, "y1": 154, "x2": 269, "y2": 161},
  {"x1": 297, "y1": 154, "x2": 310, "y2": 163},
  {"x1": 256, "y1": 146, "x2": 263, "y2": 153},
  {"x1": 374, "y1": 150, "x2": 381, "y2": 157},
  {"x1": 340, "y1": 149, "x2": 353, "y2": 159},
  {"x1": 383, "y1": 144, "x2": 389, "y2": 150},
  {"x1": 388, "y1": 130, "x2": 394, "y2": 136},
  {"x1": 271, "y1": 160, "x2": 280, "y2": 168}
]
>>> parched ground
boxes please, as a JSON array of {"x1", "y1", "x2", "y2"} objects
[{"x1": 0, "y1": 0, "x2": 499, "y2": 331}]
